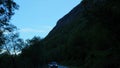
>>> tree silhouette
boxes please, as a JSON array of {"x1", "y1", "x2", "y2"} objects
[
  {"x1": 3, "y1": 32, "x2": 25, "y2": 55},
  {"x1": 0, "y1": 0, "x2": 19, "y2": 46},
  {"x1": 0, "y1": 1, "x2": 19, "y2": 68}
]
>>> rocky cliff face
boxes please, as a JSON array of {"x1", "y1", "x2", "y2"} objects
[
  {"x1": 47, "y1": 3, "x2": 83, "y2": 37},
  {"x1": 43, "y1": 0, "x2": 120, "y2": 67},
  {"x1": 46, "y1": 0, "x2": 120, "y2": 38}
]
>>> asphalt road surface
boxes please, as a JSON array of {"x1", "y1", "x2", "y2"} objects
[{"x1": 58, "y1": 65, "x2": 68, "y2": 68}]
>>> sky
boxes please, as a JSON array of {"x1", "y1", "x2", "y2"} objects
[{"x1": 11, "y1": 0, "x2": 81, "y2": 40}]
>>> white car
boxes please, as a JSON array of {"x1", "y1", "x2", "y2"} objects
[{"x1": 48, "y1": 62, "x2": 58, "y2": 68}]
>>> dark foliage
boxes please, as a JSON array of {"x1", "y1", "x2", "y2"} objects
[
  {"x1": 1, "y1": 0, "x2": 120, "y2": 68},
  {"x1": 0, "y1": 0, "x2": 19, "y2": 46}
]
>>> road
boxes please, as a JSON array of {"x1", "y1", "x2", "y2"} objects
[
  {"x1": 58, "y1": 65, "x2": 68, "y2": 68},
  {"x1": 39, "y1": 65, "x2": 68, "y2": 68}
]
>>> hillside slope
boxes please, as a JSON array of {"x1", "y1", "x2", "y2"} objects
[
  {"x1": 1, "y1": 0, "x2": 120, "y2": 68},
  {"x1": 42, "y1": 0, "x2": 120, "y2": 67}
]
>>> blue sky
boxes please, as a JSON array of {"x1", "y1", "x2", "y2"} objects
[{"x1": 11, "y1": 0, "x2": 81, "y2": 40}]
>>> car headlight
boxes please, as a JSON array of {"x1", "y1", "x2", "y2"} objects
[{"x1": 55, "y1": 64, "x2": 58, "y2": 66}]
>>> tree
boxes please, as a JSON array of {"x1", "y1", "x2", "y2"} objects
[
  {"x1": 0, "y1": 0, "x2": 19, "y2": 46},
  {"x1": 21, "y1": 36, "x2": 44, "y2": 68},
  {"x1": 0, "y1": 1, "x2": 19, "y2": 68},
  {"x1": 3, "y1": 31, "x2": 25, "y2": 55}
]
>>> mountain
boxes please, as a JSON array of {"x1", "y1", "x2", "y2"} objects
[
  {"x1": 42, "y1": 0, "x2": 120, "y2": 67},
  {"x1": 1, "y1": 0, "x2": 120, "y2": 68},
  {"x1": 19, "y1": 0, "x2": 120, "y2": 68}
]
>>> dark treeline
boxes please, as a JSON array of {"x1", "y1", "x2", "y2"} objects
[{"x1": 0, "y1": 0, "x2": 120, "y2": 68}]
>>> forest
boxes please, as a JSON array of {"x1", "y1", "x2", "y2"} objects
[{"x1": 0, "y1": 0, "x2": 120, "y2": 68}]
